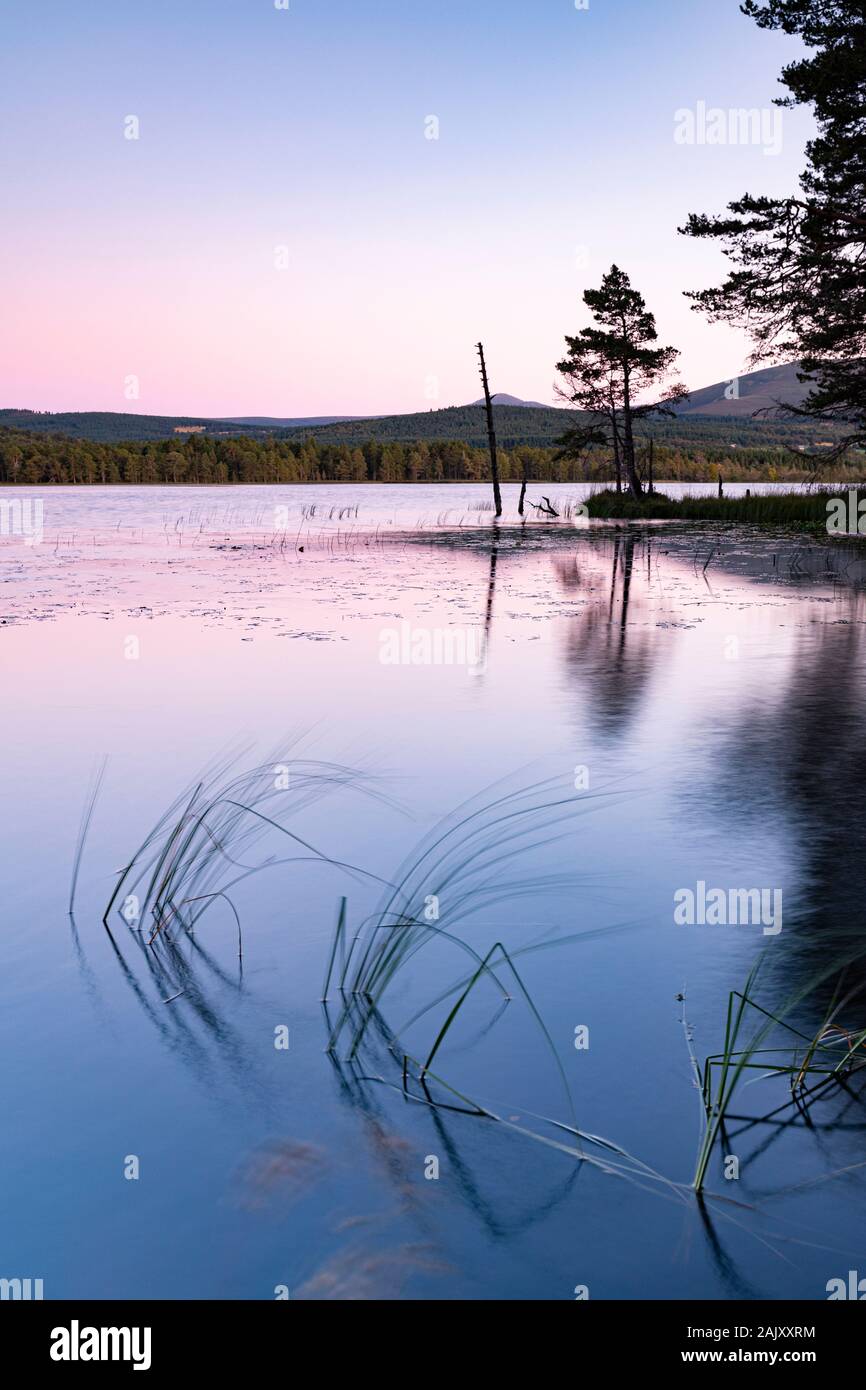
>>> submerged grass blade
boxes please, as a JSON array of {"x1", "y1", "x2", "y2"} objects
[
  {"x1": 69, "y1": 755, "x2": 108, "y2": 916},
  {"x1": 322, "y1": 897, "x2": 347, "y2": 1001}
]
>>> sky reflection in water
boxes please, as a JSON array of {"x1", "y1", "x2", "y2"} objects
[{"x1": 3, "y1": 484, "x2": 866, "y2": 1299}]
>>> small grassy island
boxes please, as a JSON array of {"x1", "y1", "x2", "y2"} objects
[{"x1": 584, "y1": 487, "x2": 860, "y2": 532}]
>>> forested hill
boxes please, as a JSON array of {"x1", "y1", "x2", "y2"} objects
[
  {"x1": 273, "y1": 404, "x2": 845, "y2": 453},
  {"x1": 669, "y1": 362, "x2": 813, "y2": 418},
  {"x1": 302, "y1": 404, "x2": 570, "y2": 447},
  {"x1": 0, "y1": 409, "x2": 267, "y2": 443},
  {"x1": 0, "y1": 403, "x2": 850, "y2": 455}
]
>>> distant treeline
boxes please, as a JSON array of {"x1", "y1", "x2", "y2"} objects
[{"x1": 0, "y1": 426, "x2": 862, "y2": 486}]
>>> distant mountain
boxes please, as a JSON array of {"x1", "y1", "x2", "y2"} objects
[
  {"x1": 673, "y1": 362, "x2": 812, "y2": 417},
  {"x1": 219, "y1": 415, "x2": 374, "y2": 427},
  {"x1": 0, "y1": 365, "x2": 831, "y2": 449},
  {"x1": 468, "y1": 392, "x2": 550, "y2": 408}
]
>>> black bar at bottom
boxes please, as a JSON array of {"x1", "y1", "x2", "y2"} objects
[{"x1": 0, "y1": 1298, "x2": 858, "y2": 1372}]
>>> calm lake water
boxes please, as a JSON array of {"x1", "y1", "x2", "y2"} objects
[{"x1": 3, "y1": 482, "x2": 866, "y2": 1300}]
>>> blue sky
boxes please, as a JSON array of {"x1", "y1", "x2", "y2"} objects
[{"x1": 0, "y1": 0, "x2": 813, "y2": 414}]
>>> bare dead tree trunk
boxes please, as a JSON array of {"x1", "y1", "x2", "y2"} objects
[{"x1": 476, "y1": 342, "x2": 503, "y2": 518}]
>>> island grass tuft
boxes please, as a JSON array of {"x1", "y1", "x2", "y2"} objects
[{"x1": 584, "y1": 486, "x2": 865, "y2": 529}]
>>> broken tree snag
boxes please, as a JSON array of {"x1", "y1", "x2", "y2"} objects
[
  {"x1": 476, "y1": 341, "x2": 503, "y2": 518},
  {"x1": 518, "y1": 477, "x2": 527, "y2": 517},
  {"x1": 528, "y1": 496, "x2": 559, "y2": 517}
]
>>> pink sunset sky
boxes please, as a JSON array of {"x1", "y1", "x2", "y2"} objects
[{"x1": 1, "y1": 0, "x2": 813, "y2": 418}]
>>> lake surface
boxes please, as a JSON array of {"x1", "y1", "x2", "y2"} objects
[{"x1": 3, "y1": 482, "x2": 866, "y2": 1300}]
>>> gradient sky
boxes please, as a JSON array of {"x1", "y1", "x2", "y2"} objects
[{"x1": 0, "y1": 0, "x2": 814, "y2": 417}]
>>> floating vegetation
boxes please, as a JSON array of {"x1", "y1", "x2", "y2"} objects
[
  {"x1": 292, "y1": 1242, "x2": 451, "y2": 1300},
  {"x1": 237, "y1": 1139, "x2": 326, "y2": 1211}
]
